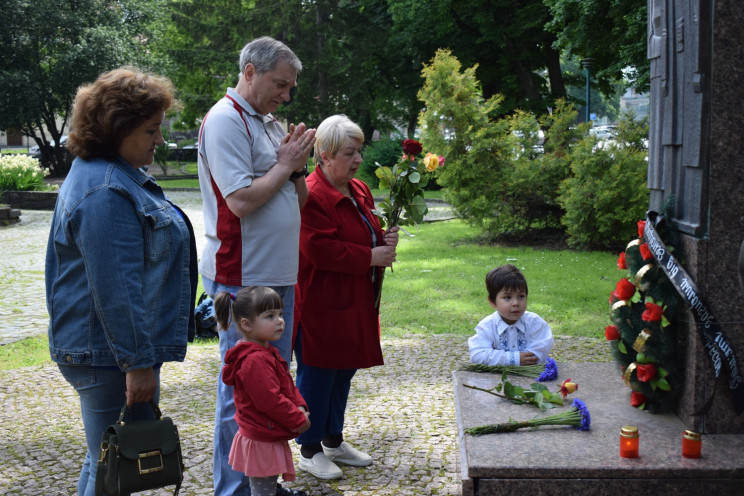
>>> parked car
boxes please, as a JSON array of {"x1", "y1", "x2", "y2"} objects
[
  {"x1": 179, "y1": 142, "x2": 199, "y2": 162},
  {"x1": 29, "y1": 135, "x2": 68, "y2": 159}
]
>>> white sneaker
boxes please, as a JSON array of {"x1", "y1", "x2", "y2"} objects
[
  {"x1": 322, "y1": 441, "x2": 373, "y2": 467},
  {"x1": 298, "y1": 452, "x2": 343, "y2": 479}
]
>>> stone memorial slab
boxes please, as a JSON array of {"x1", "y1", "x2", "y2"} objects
[{"x1": 454, "y1": 362, "x2": 744, "y2": 495}]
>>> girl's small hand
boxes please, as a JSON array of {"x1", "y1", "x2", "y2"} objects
[{"x1": 294, "y1": 415, "x2": 311, "y2": 434}]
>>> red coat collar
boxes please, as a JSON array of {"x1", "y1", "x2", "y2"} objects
[{"x1": 308, "y1": 166, "x2": 371, "y2": 207}]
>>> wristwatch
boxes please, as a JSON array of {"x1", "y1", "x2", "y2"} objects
[{"x1": 290, "y1": 165, "x2": 309, "y2": 179}]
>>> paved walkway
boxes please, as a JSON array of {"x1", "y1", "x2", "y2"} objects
[{"x1": 0, "y1": 189, "x2": 611, "y2": 495}]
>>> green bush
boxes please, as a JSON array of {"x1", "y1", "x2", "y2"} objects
[
  {"x1": 0, "y1": 154, "x2": 49, "y2": 191},
  {"x1": 417, "y1": 50, "x2": 572, "y2": 237},
  {"x1": 557, "y1": 116, "x2": 649, "y2": 249}
]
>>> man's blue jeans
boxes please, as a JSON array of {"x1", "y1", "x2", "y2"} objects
[
  {"x1": 203, "y1": 278, "x2": 294, "y2": 496},
  {"x1": 58, "y1": 364, "x2": 160, "y2": 496}
]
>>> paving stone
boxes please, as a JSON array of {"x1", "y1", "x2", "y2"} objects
[{"x1": 0, "y1": 190, "x2": 611, "y2": 495}]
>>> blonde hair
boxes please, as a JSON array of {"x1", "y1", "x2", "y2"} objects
[{"x1": 314, "y1": 115, "x2": 364, "y2": 164}]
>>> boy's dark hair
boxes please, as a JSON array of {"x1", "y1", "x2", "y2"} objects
[
  {"x1": 212, "y1": 286, "x2": 283, "y2": 332},
  {"x1": 485, "y1": 264, "x2": 528, "y2": 302}
]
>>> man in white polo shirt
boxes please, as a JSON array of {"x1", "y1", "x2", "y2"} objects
[{"x1": 197, "y1": 36, "x2": 315, "y2": 496}]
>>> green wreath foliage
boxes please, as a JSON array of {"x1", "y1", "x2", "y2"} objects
[{"x1": 606, "y1": 210, "x2": 685, "y2": 413}]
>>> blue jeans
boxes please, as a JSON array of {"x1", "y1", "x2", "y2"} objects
[
  {"x1": 294, "y1": 329, "x2": 357, "y2": 446},
  {"x1": 204, "y1": 278, "x2": 294, "y2": 496},
  {"x1": 58, "y1": 364, "x2": 161, "y2": 496}
]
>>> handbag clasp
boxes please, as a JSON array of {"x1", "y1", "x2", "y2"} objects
[{"x1": 138, "y1": 450, "x2": 164, "y2": 475}]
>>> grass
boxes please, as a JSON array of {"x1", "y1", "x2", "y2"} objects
[
  {"x1": 0, "y1": 218, "x2": 618, "y2": 371},
  {"x1": 379, "y1": 219, "x2": 617, "y2": 338}
]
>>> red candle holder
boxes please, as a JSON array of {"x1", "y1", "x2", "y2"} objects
[
  {"x1": 620, "y1": 425, "x2": 639, "y2": 458},
  {"x1": 682, "y1": 430, "x2": 702, "y2": 458}
]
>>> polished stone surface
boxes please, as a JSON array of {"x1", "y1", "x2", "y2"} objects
[
  {"x1": 675, "y1": 0, "x2": 744, "y2": 434},
  {"x1": 455, "y1": 363, "x2": 744, "y2": 495}
]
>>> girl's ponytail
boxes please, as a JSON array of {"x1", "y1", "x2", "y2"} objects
[{"x1": 213, "y1": 292, "x2": 234, "y2": 331}]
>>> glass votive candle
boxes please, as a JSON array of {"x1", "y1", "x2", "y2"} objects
[
  {"x1": 682, "y1": 430, "x2": 702, "y2": 458},
  {"x1": 620, "y1": 425, "x2": 639, "y2": 458}
]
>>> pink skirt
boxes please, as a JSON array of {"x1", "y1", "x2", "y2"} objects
[{"x1": 228, "y1": 431, "x2": 296, "y2": 481}]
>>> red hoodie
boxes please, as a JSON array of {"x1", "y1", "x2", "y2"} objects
[{"x1": 222, "y1": 340, "x2": 308, "y2": 442}]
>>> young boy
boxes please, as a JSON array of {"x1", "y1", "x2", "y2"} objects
[{"x1": 468, "y1": 264, "x2": 554, "y2": 366}]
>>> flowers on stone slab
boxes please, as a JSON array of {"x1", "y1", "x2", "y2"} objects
[
  {"x1": 464, "y1": 371, "x2": 568, "y2": 412},
  {"x1": 465, "y1": 398, "x2": 591, "y2": 435},
  {"x1": 536, "y1": 357, "x2": 558, "y2": 382},
  {"x1": 559, "y1": 378, "x2": 578, "y2": 398},
  {"x1": 462, "y1": 357, "x2": 557, "y2": 382}
]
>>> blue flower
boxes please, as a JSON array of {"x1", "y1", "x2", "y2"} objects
[
  {"x1": 536, "y1": 357, "x2": 558, "y2": 382},
  {"x1": 571, "y1": 398, "x2": 591, "y2": 431}
]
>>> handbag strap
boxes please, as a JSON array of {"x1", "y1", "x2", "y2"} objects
[{"x1": 117, "y1": 400, "x2": 164, "y2": 425}]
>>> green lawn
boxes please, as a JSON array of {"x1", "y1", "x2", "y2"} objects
[{"x1": 0, "y1": 219, "x2": 618, "y2": 371}]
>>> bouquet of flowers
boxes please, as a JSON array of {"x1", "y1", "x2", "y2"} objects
[
  {"x1": 373, "y1": 139, "x2": 444, "y2": 231},
  {"x1": 465, "y1": 398, "x2": 591, "y2": 435},
  {"x1": 462, "y1": 357, "x2": 558, "y2": 382},
  {"x1": 464, "y1": 370, "x2": 577, "y2": 412}
]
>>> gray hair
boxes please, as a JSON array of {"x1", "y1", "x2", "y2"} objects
[
  {"x1": 315, "y1": 115, "x2": 364, "y2": 161},
  {"x1": 239, "y1": 36, "x2": 302, "y2": 76}
]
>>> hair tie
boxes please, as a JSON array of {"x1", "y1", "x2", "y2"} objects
[{"x1": 229, "y1": 293, "x2": 236, "y2": 301}]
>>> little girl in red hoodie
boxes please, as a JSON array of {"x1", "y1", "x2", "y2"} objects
[{"x1": 214, "y1": 287, "x2": 311, "y2": 496}]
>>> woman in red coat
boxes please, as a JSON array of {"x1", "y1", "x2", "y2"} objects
[{"x1": 295, "y1": 115, "x2": 399, "y2": 480}]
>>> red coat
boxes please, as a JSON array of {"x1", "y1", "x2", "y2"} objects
[
  {"x1": 222, "y1": 340, "x2": 308, "y2": 442},
  {"x1": 296, "y1": 168, "x2": 385, "y2": 369}
]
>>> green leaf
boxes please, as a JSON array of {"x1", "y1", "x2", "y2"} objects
[
  {"x1": 656, "y1": 377, "x2": 671, "y2": 391},
  {"x1": 658, "y1": 367, "x2": 668, "y2": 378},
  {"x1": 408, "y1": 171, "x2": 421, "y2": 184},
  {"x1": 618, "y1": 340, "x2": 627, "y2": 354}
]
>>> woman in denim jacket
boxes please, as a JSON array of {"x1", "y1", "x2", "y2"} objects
[{"x1": 45, "y1": 68, "x2": 198, "y2": 496}]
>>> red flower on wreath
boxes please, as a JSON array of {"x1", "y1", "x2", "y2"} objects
[
  {"x1": 605, "y1": 325, "x2": 621, "y2": 341},
  {"x1": 642, "y1": 302, "x2": 663, "y2": 322},
  {"x1": 611, "y1": 278, "x2": 636, "y2": 302},
  {"x1": 637, "y1": 220, "x2": 647, "y2": 238},
  {"x1": 636, "y1": 363, "x2": 658, "y2": 382},
  {"x1": 630, "y1": 391, "x2": 647, "y2": 407},
  {"x1": 401, "y1": 139, "x2": 423, "y2": 156},
  {"x1": 639, "y1": 243, "x2": 653, "y2": 261},
  {"x1": 617, "y1": 252, "x2": 627, "y2": 270}
]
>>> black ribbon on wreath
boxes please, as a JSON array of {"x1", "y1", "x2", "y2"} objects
[{"x1": 645, "y1": 211, "x2": 744, "y2": 415}]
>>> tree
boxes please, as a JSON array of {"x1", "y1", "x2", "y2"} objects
[
  {"x1": 0, "y1": 0, "x2": 166, "y2": 175},
  {"x1": 544, "y1": 0, "x2": 649, "y2": 93},
  {"x1": 387, "y1": 0, "x2": 568, "y2": 117},
  {"x1": 162, "y1": 0, "x2": 421, "y2": 139}
]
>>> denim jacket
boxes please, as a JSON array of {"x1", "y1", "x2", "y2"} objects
[{"x1": 45, "y1": 156, "x2": 198, "y2": 371}]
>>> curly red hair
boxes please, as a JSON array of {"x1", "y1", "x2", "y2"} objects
[{"x1": 67, "y1": 67, "x2": 174, "y2": 161}]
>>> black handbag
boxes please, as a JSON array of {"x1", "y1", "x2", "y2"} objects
[{"x1": 95, "y1": 401, "x2": 184, "y2": 496}]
